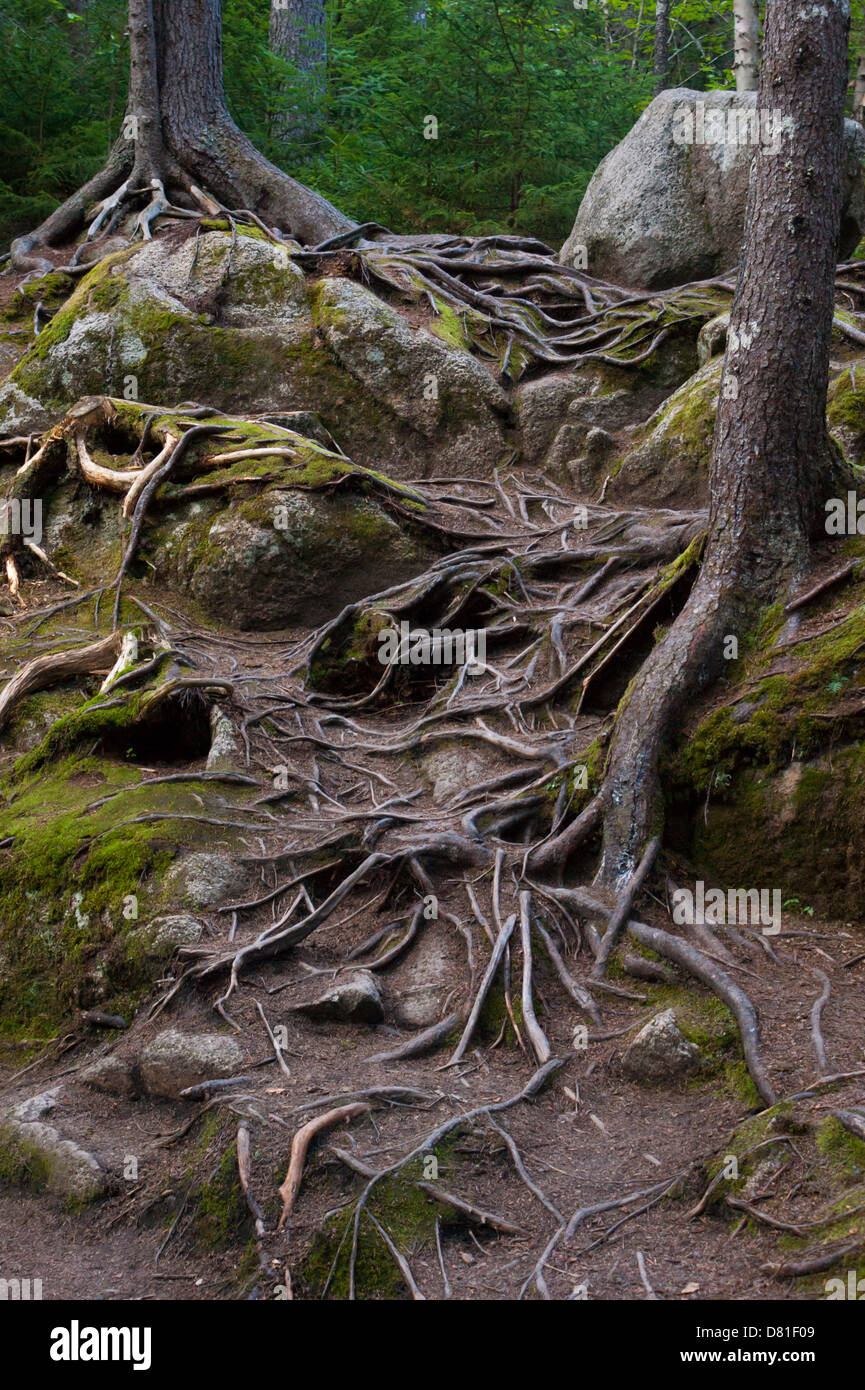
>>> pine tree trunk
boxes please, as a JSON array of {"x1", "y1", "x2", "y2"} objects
[
  {"x1": 853, "y1": 12, "x2": 865, "y2": 123},
  {"x1": 733, "y1": 0, "x2": 760, "y2": 93},
  {"x1": 12, "y1": 0, "x2": 353, "y2": 268},
  {"x1": 269, "y1": 0, "x2": 327, "y2": 142},
  {"x1": 153, "y1": 0, "x2": 346, "y2": 242},
  {"x1": 652, "y1": 0, "x2": 670, "y2": 96},
  {"x1": 596, "y1": 0, "x2": 850, "y2": 886}
]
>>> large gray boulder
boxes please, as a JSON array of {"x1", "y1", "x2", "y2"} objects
[{"x1": 560, "y1": 88, "x2": 865, "y2": 289}]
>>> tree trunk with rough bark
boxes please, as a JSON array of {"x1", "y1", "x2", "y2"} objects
[
  {"x1": 853, "y1": 10, "x2": 865, "y2": 123},
  {"x1": 12, "y1": 0, "x2": 352, "y2": 271},
  {"x1": 269, "y1": 0, "x2": 327, "y2": 142},
  {"x1": 652, "y1": 0, "x2": 670, "y2": 96},
  {"x1": 733, "y1": 0, "x2": 760, "y2": 92},
  {"x1": 596, "y1": 0, "x2": 850, "y2": 887}
]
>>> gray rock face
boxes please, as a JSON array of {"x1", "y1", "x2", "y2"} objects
[
  {"x1": 290, "y1": 970, "x2": 384, "y2": 1024},
  {"x1": 314, "y1": 276, "x2": 509, "y2": 476},
  {"x1": 621, "y1": 1009, "x2": 701, "y2": 1083},
  {"x1": 138, "y1": 1028, "x2": 244, "y2": 1099},
  {"x1": 0, "y1": 1117, "x2": 106, "y2": 1202},
  {"x1": 514, "y1": 361, "x2": 674, "y2": 481},
  {"x1": 163, "y1": 852, "x2": 246, "y2": 909},
  {"x1": 560, "y1": 88, "x2": 865, "y2": 288}
]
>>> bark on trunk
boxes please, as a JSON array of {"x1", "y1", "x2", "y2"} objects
[
  {"x1": 153, "y1": 0, "x2": 349, "y2": 243},
  {"x1": 269, "y1": 0, "x2": 327, "y2": 142},
  {"x1": 652, "y1": 0, "x2": 670, "y2": 96},
  {"x1": 733, "y1": 0, "x2": 760, "y2": 93},
  {"x1": 596, "y1": 0, "x2": 850, "y2": 887},
  {"x1": 128, "y1": 0, "x2": 166, "y2": 180},
  {"x1": 853, "y1": 11, "x2": 865, "y2": 123}
]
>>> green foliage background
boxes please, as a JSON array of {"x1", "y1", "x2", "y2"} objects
[{"x1": 0, "y1": 1, "x2": 862, "y2": 249}]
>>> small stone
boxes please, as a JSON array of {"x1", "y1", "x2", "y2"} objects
[
  {"x1": 206, "y1": 708, "x2": 242, "y2": 772},
  {"x1": 131, "y1": 914, "x2": 206, "y2": 958},
  {"x1": 163, "y1": 852, "x2": 246, "y2": 909},
  {"x1": 79, "y1": 1054, "x2": 138, "y2": 1099},
  {"x1": 621, "y1": 1009, "x2": 701, "y2": 1083},
  {"x1": 290, "y1": 971, "x2": 384, "y2": 1025},
  {"x1": 422, "y1": 745, "x2": 495, "y2": 805},
  {"x1": 13, "y1": 1087, "x2": 61, "y2": 1122},
  {"x1": 138, "y1": 1028, "x2": 244, "y2": 1100}
]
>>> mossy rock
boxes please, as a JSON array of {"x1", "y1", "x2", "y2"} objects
[
  {"x1": 827, "y1": 356, "x2": 865, "y2": 468},
  {"x1": 607, "y1": 354, "x2": 723, "y2": 508},
  {"x1": 0, "y1": 1117, "x2": 105, "y2": 1205},
  {"x1": 156, "y1": 483, "x2": 435, "y2": 631},
  {"x1": 0, "y1": 740, "x2": 248, "y2": 1036},
  {"x1": 311, "y1": 275, "x2": 509, "y2": 477},
  {"x1": 0, "y1": 232, "x2": 512, "y2": 481},
  {"x1": 669, "y1": 584, "x2": 865, "y2": 917}
]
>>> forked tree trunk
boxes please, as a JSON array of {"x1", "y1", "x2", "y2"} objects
[
  {"x1": 269, "y1": 0, "x2": 327, "y2": 142},
  {"x1": 12, "y1": 0, "x2": 352, "y2": 269},
  {"x1": 596, "y1": 0, "x2": 850, "y2": 886},
  {"x1": 733, "y1": 0, "x2": 760, "y2": 92},
  {"x1": 653, "y1": 1, "x2": 671, "y2": 96}
]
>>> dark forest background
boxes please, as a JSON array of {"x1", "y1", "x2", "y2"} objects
[{"x1": 1, "y1": 0, "x2": 862, "y2": 250}]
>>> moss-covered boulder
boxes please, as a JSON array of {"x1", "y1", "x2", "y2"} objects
[
  {"x1": 688, "y1": 749, "x2": 865, "y2": 922},
  {"x1": 0, "y1": 232, "x2": 311, "y2": 433},
  {"x1": 0, "y1": 229, "x2": 511, "y2": 480},
  {"x1": 0, "y1": 1116, "x2": 106, "y2": 1203},
  {"x1": 311, "y1": 276, "x2": 509, "y2": 476},
  {"x1": 827, "y1": 356, "x2": 865, "y2": 468},
  {"x1": 607, "y1": 355, "x2": 723, "y2": 508},
  {"x1": 159, "y1": 484, "x2": 434, "y2": 630},
  {"x1": 8, "y1": 397, "x2": 438, "y2": 632}
]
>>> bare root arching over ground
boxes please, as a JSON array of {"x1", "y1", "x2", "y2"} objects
[{"x1": 1, "y1": 0, "x2": 865, "y2": 1306}]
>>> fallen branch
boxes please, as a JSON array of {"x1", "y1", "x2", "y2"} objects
[{"x1": 0, "y1": 631, "x2": 122, "y2": 731}]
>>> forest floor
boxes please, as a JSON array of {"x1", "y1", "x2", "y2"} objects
[{"x1": 0, "y1": 885, "x2": 863, "y2": 1301}]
